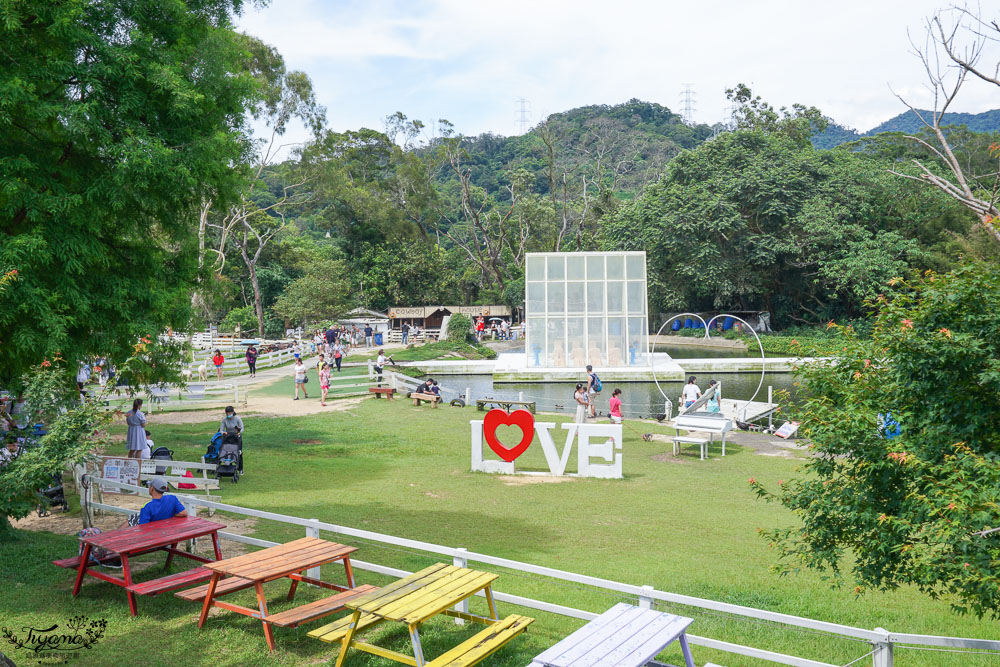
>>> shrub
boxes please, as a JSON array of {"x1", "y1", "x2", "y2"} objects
[{"x1": 446, "y1": 313, "x2": 474, "y2": 343}]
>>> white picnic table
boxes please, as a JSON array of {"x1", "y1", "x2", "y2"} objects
[{"x1": 530, "y1": 602, "x2": 695, "y2": 667}]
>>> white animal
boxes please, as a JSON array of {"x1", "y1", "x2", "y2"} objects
[
  {"x1": 197, "y1": 364, "x2": 207, "y2": 381},
  {"x1": 181, "y1": 368, "x2": 192, "y2": 380}
]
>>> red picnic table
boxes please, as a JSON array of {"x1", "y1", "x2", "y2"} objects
[{"x1": 54, "y1": 516, "x2": 225, "y2": 616}]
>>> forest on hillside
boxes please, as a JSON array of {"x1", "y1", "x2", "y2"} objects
[
  {"x1": 811, "y1": 108, "x2": 1000, "y2": 149},
  {"x1": 196, "y1": 86, "x2": 999, "y2": 338}
]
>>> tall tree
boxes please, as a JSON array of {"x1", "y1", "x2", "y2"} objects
[
  {"x1": 890, "y1": 6, "x2": 1000, "y2": 242},
  {"x1": 0, "y1": 0, "x2": 260, "y2": 384}
]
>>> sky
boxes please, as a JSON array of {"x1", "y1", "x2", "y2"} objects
[{"x1": 237, "y1": 0, "x2": 1000, "y2": 144}]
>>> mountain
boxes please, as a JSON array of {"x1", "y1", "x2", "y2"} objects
[{"x1": 812, "y1": 108, "x2": 1000, "y2": 149}]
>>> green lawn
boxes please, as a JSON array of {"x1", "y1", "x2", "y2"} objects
[
  {"x1": 343, "y1": 340, "x2": 496, "y2": 364},
  {"x1": 3, "y1": 400, "x2": 997, "y2": 666}
]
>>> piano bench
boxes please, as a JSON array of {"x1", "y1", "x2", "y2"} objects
[{"x1": 672, "y1": 435, "x2": 710, "y2": 460}]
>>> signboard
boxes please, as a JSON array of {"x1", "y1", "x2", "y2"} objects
[
  {"x1": 389, "y1": 305, "x2": 511, "y2": 319},
  {"x1": 471, "y1": 410, "x2": 623, "y2": 479},
  {"x1": 389, "y1": 307, "x2": 426, "y2": 319},
  {"x1": 100, "y1": 457, "x2": 141, "y2": 494},
  {"x1": 774, "y1": 421, "x2": 800, "y2": 439}
]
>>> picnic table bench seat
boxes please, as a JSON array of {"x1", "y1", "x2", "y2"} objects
[
  {"x1": 175, "y1": 575, "x2": 255, "y2": 602},
  {"x1": 54, "y1": 554, "x2": 118, "y2": 569},
  {"x1": 126, "y1": 567, "x2": 214, "y2": 596},
  {"x1": 411, "y1": 392, "x2": 440, "y2": 407},
  {"x1": 263, "y1": 584, "x2": 379, "y2": 628},
  {"x1": 424, "y1": 614, "x2": 534, "y2": 667},
  {"x1": 476, "y1": 399, "x2": 537, "y2": 414},
  {"x1": 308, "y1": 611, "x2": 383, "y2": 644}
]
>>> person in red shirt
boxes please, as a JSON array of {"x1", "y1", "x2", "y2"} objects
[
  {"x1": 609, "y1": 388, "x2": 623, "y2": 424},
  {"x1": 212, "y1": 349, "x2": 225, "y2": 380},
  {"x1": 475, "y1": 317, "x2": 485, "y2": 341}
]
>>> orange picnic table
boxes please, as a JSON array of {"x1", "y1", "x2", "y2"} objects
[
  {"x1": 187, "y1": 536, "x2": 376, "y2": 651},
  {"x1": 54, "y1": 516, "x2": 225, "y2": 616}
]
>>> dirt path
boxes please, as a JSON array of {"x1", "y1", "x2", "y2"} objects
[{"x1": 147, "y1": 394, "x2": 366, "y2": 426}]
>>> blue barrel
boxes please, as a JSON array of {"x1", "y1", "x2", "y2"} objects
[
  {"x1": 671, "y1": 320, "x2": 681, "y2": 331},
  {"x1": 722, "y1": 316, "x2": 734, "y2": 331},
  {"x1": 374, "y1": 332, "x2": 383, "y2": 346},
  {"x1": 684, "y1": 318, "x2": 693, "y2": 329}
]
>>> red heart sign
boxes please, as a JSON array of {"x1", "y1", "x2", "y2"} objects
[{"x1": 483, "y1": 409, "x2": 534, "y2": 462}]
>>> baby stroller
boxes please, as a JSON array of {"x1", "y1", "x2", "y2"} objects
[
  {"x1": 215, "y1": 433, "x2": 243, "y2": 484},
  {"x1": 204, "y1": 431, "x2": 224, "y2": 465},
  {"x1": 37, "y1": 472, "x2": 69, "y2": 517},
  {"x1": 149, "y1": 446, "x2": 174, "y2": 475}
]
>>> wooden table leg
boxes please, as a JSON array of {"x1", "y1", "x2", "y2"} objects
[
  {"x1": 198, "y1": 572, "x2": 220, "y2": 629},
  {"x1": 287, "y1": 570, "x2": 301, "y2": 601},
  {"x1": 678, "y1": 633, "x2": 696, "y2": 667},
  {"x1": 211, "y1": 531, "x2": 223, "y2": 560},
  {"x1": 343, "y1": 555, "x2": 356, "y2": 588},
  {"x1": 72, "y1": 544, "x2": 91, "y2": 596},
  {"x1": 334, "y1": 609, "x2": 361, "y2": 667},
  {"x1": 164, "y1": 542, "x2": 178, "y2": 570},
  {"x1": 409, "y1": 624, "x2": 427, "y2": 666},
  {"x1": 484, "y1": 585, "x2": 498, "y2": 621},
  {"x1": 121, "y1": 554, "x2": 138, "y2": 617},
  {"x1": 254, "y1": 581, "x2": 276, "y2": 651}
]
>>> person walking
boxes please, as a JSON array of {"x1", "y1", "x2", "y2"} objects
[
  {"x1": 364, "y1": 324, "x2": 373, "y2": 349},
  {"x1": 706, "y1": 379, "x2": 721, "y2": 413},
  {"x1": 319, "y1": 362, "x2": 331, "y2": 406},
  {"x1": 212, "y1": 349, "x2": 225, "y2": 380},
  {"x1": 609, "y1": 388, "x2": 623, "y2": 424},
  {"x1": 375, "y1": 349, "x2": 386, "y2": 385},
  {"x1": 293, "y1": 358, "x2": 308, "y2": 400},
  {"x1": 325, "y1": 325, "x2": 336, "y2": 354},
  {"x1": 245, "y1": 344, "x2": 258, "y2": 378},
  {"x1": 332, "y1": 340, "x2": 344, "y2": 372},
  {"x1": 401, "y1": 322, "x2": 410, "y2": 345},
  {"x1": 585, "y1": 364, "x2": 601, "y2": 418},
  {"x1": 292, "y1": 341, "x2": 301, "y2": 360},
  {"x1": 573, "y1": 384, "x2": 589, "y2": 424},
  {"x1": 220, "y1": 405, "x2": 244, "y2": 435},
  {"x1": 125, "y1": 398, "x2": 146, "y2": 459},
  {"x1": 681, "y1": 376, "x2": 701, "y2": 409}
]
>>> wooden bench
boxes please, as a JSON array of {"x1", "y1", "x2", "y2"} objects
[
  {"x1": 531, "y1": 603, "x2": 695, "y2": 667},
  {"x1": 368, "y1": 386, "x2": 395, "y2": 399},
  {"x1": 263, "y1": 584, "x2": 378, "y2": 628},
  {"x1": 308, "y1": 611, "x2": 383, "y2": 643},
  {"x1": 425, "y1": 614, "x2": 534, "y2": 667},
  {"x1": 54, "y1": 554, "x2": 118, "y2": 569},
  {"x1": 175, "y1": 575, "x2": 254, "y2": 602},
  {"x1": 126, "y1": 567, "x2": 214, "y2": 596},
  {"x1": 411, "y1": 392, "x2": 441, "y2": 408},
  {"x1": 672, "y1": 435, "x2": 711, "y2": 460},
  {"x1": 476, "y1": 399, "x2": 536, "y2": 414}
]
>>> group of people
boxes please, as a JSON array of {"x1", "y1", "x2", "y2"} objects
[
  {"x1": 474, "y1": 316, "x2": 516, "y2": 341},
  {"x1": 681, "y1": 376, "x2": 721, "y2": 413},
  {"x1": 572, "y1": 364, "x2": 623, "y2": 424}
]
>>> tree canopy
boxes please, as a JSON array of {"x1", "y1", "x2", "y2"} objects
[{"x1": 0, "y1": 0, "x2": 262, "y2": 384}]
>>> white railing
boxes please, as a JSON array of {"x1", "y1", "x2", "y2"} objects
[{"x1": 82, "y1": 476, "x2": 1000, "y2": 667}]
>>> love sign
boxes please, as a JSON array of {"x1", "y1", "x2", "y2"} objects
[
  {"x1": 483, "y1": 409, "x2": 534, "y2": 461},
  {"x1": 471, "y1": 416, "x2": 623, "y2": 479}
]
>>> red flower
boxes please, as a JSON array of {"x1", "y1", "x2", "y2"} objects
[
  {"x1": 947, "y1": 502, "x2": 957, "y2": 510},
  {"x1": 864, "y1": 359, "x2": 871, "y2": 368},
  {"x1": 826, "y1": 320, "x2": 836, "y2": 329},
  {"x1": 901, "y1": 319, "x2": 913, "y2": 329},
  {"x1": 939, "y1": 328, "x2": 952, "y2": 339},
  {"x1": 748, "y1": 477, "x2": 756, "y2": 484},
  {"x1": 41, "y1": 359, "x2": 51, "y2": 367},
  {"x1": 853, "y1": 371, "x2": 862, "y2": 379}
]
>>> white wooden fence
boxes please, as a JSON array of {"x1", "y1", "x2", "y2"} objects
[{"x1": 83, "y1": 475, "x2": 1000, "y2": 667}]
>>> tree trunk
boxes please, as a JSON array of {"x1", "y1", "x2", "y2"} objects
[{"x1": 241, "y1": 247, "x2": 266, "y2": 338}]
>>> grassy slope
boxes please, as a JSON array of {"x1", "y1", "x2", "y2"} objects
[{"x1": 4, "y1": 400, "x2": 996, "y2": 666}]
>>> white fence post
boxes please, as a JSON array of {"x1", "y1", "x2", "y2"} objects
[
  {"x1": 465, "y1": 388, "x2": 471, "y2": 405},
  {"x1": 306, "y1": 518, "x2": 321, "y2": 581},
  {"x1": 639, "y1": 584, "x2": 654, "y2": 610},
  {"x1": 768, "y1": 385, "x2": 774, "y2": 430},
  {"x1": 872, "y1": 628, "x2": 893, "y2": 667},
  {"x1": 518, "y1": 391, "x2": 524, "y2": 402},
  {"x1": 453, "y1": 547, "x2": 469, "y2": 624}
]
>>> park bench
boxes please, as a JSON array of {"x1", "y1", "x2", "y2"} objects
[
  {"x1": 530, "y1": 602, "x2": 695, "y2": 667},
  {"x1": 263, "y1": 584, "x2": 378, "y2": 628},
  {"x1": 672, "y1": 435, "x2": 711, "y2": 460},
  {"x1": 411, "y1": 392, "x2": 441, "y2": 407},
  {"x1": 476, "y1": 399, "x2": 536, "y2": 414},
  {"x1": 368, "y1": 386, "x2": 395, "y2": 399}
]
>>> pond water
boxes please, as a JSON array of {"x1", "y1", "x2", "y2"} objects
[{"x1": 651, "y1": 343, "x2": 750, "y2": 359}]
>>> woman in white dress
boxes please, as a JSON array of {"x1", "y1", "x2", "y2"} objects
[{"x1": 125, "y1": 398, "x2": 146, "y2": 459}]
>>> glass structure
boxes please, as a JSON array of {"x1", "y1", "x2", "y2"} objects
[{"x1": 524, "y1": 252, "x2": 648, "y2": 368}]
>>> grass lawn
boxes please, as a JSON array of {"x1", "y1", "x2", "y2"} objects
[
  {"x1": 4, "y1": 399, "x2": 997, "y2": 666},
  {"x1": 344, "y1": 340, "x2": 496, "y2": 364}
]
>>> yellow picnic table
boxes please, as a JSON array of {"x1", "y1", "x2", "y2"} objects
[{"x1": 309, "y1": 562, "x2": 534, "y2": 667}]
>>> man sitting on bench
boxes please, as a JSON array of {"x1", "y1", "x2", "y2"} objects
[{"x1": 139, "y1": 477, "x2": 188, "y2": 525}]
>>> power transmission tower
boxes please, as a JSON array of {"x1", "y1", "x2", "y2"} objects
[
  {"x1": 679, "y1": 84, "x2": 696, "y2": 124},
  {"x1": 516, "y1": 97, "x2": 531, "y2": 134}
]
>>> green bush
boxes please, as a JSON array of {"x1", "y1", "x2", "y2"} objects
[
  {"x1": 220, "y1": 306, "x2": 257, "y2": 334},
  {"x1": 446, "y1": 313, "x2": 474, "y2": 343}
]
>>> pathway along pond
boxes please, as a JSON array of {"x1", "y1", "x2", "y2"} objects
[{"x1": 431, "y1": 344, "x2": 801, "y2": 419}]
